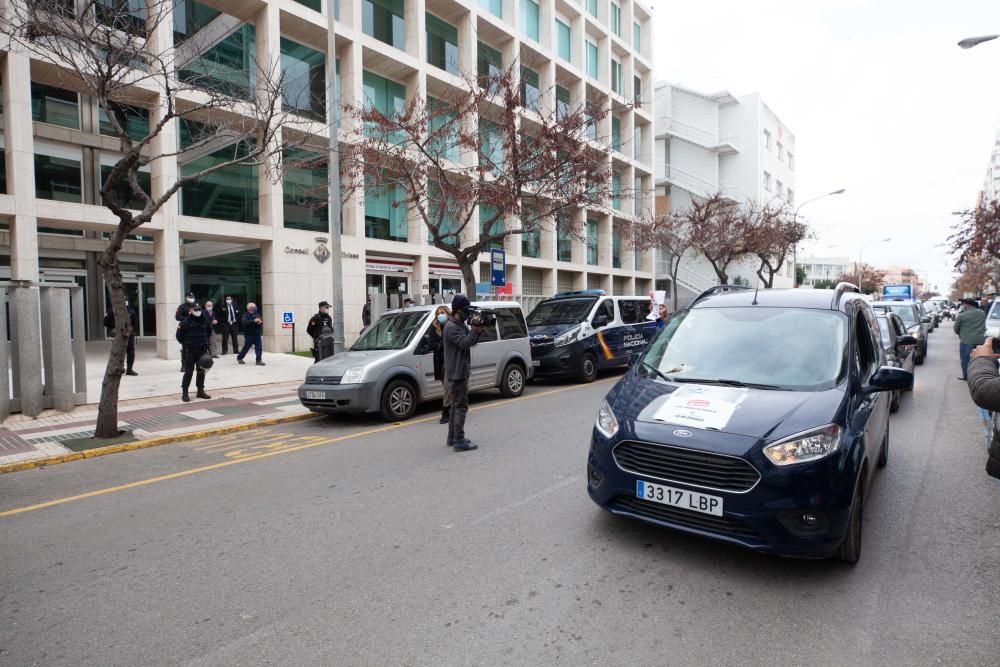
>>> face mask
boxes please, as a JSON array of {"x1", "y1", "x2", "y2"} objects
[
  {"x1": 320, "y1": 308, "x2": 329, "y2": 315},
  {"x1": 226, "y1": 299, "x2": 232, "y2": 304},
  {"x1": 187, "y1": 297, "x2": 195, "y2": 303},
  {"x1": 192, "y1": 310, "x2": 202, "y2": 317},
  {"x1": 205, "y1": 305, "x2": 212, "y2": 310},
  {"x1": 460, "y1": 309, "x2": 470, "y2": 322},
  {"x1": 124, "y1": 301, "x2": 128, "y2": 307},
  {"x1": 437, "y1": 314, "x2": 448, "y2": 324},
  {"x1": 249, "y1": 309, "x2": 256, "y2": 314}
]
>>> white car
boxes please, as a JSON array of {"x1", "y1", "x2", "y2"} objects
[{"x1": 987, "y1": 298, "x2": 1000, "y2": 340}]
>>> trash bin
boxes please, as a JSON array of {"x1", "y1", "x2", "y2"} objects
[{"x1": 317, "y1": 328, "x2": 336, "y2": 361}]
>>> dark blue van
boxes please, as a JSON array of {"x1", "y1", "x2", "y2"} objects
[
  {"x1": 527, "y1": 290, "x2": 659, "y2": 382},
  {"x1": 587, "y1": 284, "x2": 912, "y2": 563}
]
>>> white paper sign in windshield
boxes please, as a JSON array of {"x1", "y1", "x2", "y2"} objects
[{"x1": 652, "y1": 385, "x2": 749, "y2": 431}]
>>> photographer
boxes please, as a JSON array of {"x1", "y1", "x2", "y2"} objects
[
  {"x1": 968, "y1": 337, "x2": 1000, "y2": 480},
  {"x1": 443, "y1": 295, "x2": 483, "y2": 452}
]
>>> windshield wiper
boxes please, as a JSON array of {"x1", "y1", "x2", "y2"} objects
[
  {"x1": 671, "y1": 377, "x2": 783, "y2": 390},
  {"x1": 639, "y1": 360, "x2": 671, "y2": 383}
]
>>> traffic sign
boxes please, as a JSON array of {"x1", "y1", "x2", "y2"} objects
[
  {"x1": 282, "y1": 311, "x2": 294, "y2": 324},
  {"x1": 281, "y1": 323, "x2": 293, "y2": 329},
  {"x1": 490, "y1": 248, "x2": 506, "y2": 287}
]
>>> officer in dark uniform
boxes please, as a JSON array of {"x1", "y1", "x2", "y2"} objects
[
  {"x1": 306, "y1": 300, "x2": 334, "y2": 362},
  {"x1": 178, "y1": 302, "x2": 213, "y2": 402},
  {"x1": 176, "y1": 292, "x2": 196, "y2": 372},
  {"x1": 104, "y1": 299, "x2": 139, "y2": 376}
]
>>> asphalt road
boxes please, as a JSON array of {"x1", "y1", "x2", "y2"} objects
[{"x1": 2, "y1": 325, "x2": 999, "y2": 666}]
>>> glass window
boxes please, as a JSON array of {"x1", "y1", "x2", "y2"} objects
[
  {"x1": 281, "y1": 38, "x2": 326, "y2": 121},
  {"x1": 35, "y1": 152, "x2": 82, "y2": 202},
  {"x1": 609, "y1": 1, "x2": 621, "y2": 36},
  {"x1": 556, "y1": 86, "x2": 570, "y2": 120},
  {"x1": 479, "y1": 120, "x2": 502, "y2": 173},
  {"x1": 99, "y1": 104, "x2": 150, "y2": 142},
  {"x1": 634, "y1": 126, "x2": 642, "y2": 160},
  {"x1": 477, "y1": 41, "x2": 502, "y2": 91},
  {"x1": 283, "y1": 147, "x2": 328, "y2": 232},
  {"x1": 557, "y1": 226, "x2": 572, "y2": 262},
  {"x1": 522, "y1": 228, "x2": 541, "y2": 258},
  {"x1": 527, "y1": 297, "x2": 598, "y2": 326},
  {"x1": 584, "y1": 109, "x2": 597, "y2": 141},
  {"x1": 177, "y1": 23, "x2": 256, "y2": 100},
  {"x1": 634, "y1": 244, "x2": 643, "y2": 270},
  {"x1": 594, "y1": 299, "x2": 614, "y2": 325},
  {"x1": 634, "y1": 176, "x2": 642, "y2": 215},
  {"x1": 586, "y1": 0, "x2": 597, "y2": 17},
  {"x1": 497, "y1": 308, "x2": 528, "y2": 339},
  {"x1": 351, "y1": 310, "x2": 427, "y2": 350},
  {"x1": 777, "y1": 141, "x2": 785, "y2": 161},
  {"x1": 612, "y1": 172, "x2": 622, "y2": 211},
  {"x1": 31, "y1": 82, "x2": 79, "y2": 129},
  {"x1": 180, "y1": 142, "x2": 258, "y2": 223},
  {"x1": 586, "y1": 41, "x2": 599, "y2": 79},
  {"x1": 788, "y1": 152, "x2": 795, "y2": 170},
  {"x1": 763, "y1": 128, "x2": 772, "y2": 150},
  {"x1": 587, "y1": 218, "x2": 598, "y2": 265},
  {"x1": 365, "y1": 174, "x2": 408, "y2": 241},
  {"x1": 362, "y1": 70, "x2": 406, "y2": 142},
  {"x1": 611, "y1": 59, "x2": 622, "y2": 95},
  {"x1": 556, "y1": 18, "x2": 571, "y2": 62},
  {"x1": 620, "y1": 299, "x2": 650, "y2": 324},
  {"x1": 428, "y1": 97, "x2": 459, "y2": 162},
  {"x1": 173, "y1": 0, "x2": 221, "y2": 45},
  {"x1": 96, "y1": 0, "x2": 146, "y2": 37},
  {"x1": 0, "y1": 149, "x2": 6, "y2": 194},
  {"x1": 762, "y1": 171, "x2": 771, "y2": 191},
  {"x1": 479, "y1": 0, "x2": 502, "y2": 18},
  {"x1": 480, "y1": 204, "x2": 503, "y2": 249},
  {"x1": 521, "y1": 66, "x2": 540, "y2": 112},
  {"x1": 611, "y1": 117, "x2": 621, "y2": 152},
  {"x1": 612, "y1": 227, "x2": 622, "y2": 268},
  {"x1": 426, "y1": 13, "x2": 459, "y2": 75},
  {"x1": 633, "y1": 75, "x2": 642, "y2": 107},
  {"x1": 100, "y1": 163, "x2": 151, "y2": 210},
  {"x1": 633, "y1": 21, "x2": 641, "y2": 51},
  {"x1": 363, "y1": 0, "x2": 405, "y2": 50},
  {"x1": 520, "y1": 0, "x2": 539, "y2": 41},
  {"x1": 294, "y1": 0, "x2": 322, "y2": 10}
]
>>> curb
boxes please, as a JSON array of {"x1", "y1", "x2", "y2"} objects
[{"x1": 0, "y1": 412, "x2": 320, "y2": 475}]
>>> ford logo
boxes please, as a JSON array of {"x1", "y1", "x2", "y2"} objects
[{"x1": 672, "y1": 429, "x2": 693, "y2": 438}]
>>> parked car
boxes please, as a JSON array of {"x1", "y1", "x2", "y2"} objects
[
  {"x1": 298, "y1": 302, "x2": 533, "y2": 421},
  {"x1": 870, "y1": 301, "x2": 929, "y2": 364},
  {"x1": 588, "y1": 283, "x2": 912, "y2": 563},
  {"x1": 527, "y1": 290, "x2": 658, "y2": 383},
  {"x1": 875, "y1": 312, "x2": 918, "y2": 413},
  {"x1": 986, "y1": 297, "x2": 1000, "y2": 340}
]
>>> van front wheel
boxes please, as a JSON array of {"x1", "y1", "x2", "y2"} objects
[
  {"x1": 500, "y1": 363, "x2": 526, "y2": 398},
  {"x1": 578, "y1": 353, "x2": 598, "y2": 383},
  {"x1": 380, "y1": 379, "x2": 417, "y2": 422}
]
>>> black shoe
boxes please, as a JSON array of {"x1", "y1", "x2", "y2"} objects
[
  {"x1": 958, "y1": 377, "x2": 967, "y2": 381},
  {"x1": 453, "y1": 441, "x2": 478, "y2": 452},
  {"x1": 439, "y1": 411, "x2": 450, "y2": 424},
  {"x1": 237, "y1": 358, "x2": 246, "y2": 365},
  {"x1": 182, "y1": 393, "x2": 190, "y2": 402},
  {"x1": 256, "y1": 361, "x2": 266, "y2": 366},
  {"x1": 211, "y1": 355, "x2": 219, "y2": 359},
  {"x1": 196, "y1": 390, "x2": 211, "y2": 400},
  {"x1": 126, "y1": 369, "x2": 138, "y2": 376}
]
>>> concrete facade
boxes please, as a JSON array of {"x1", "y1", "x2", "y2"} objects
[
  {"x1": 799, "y1": 256, "x2": 851, "y2": 287},
  {"x1": 981, "y1": 130, "x2": 1000, "y2": 204}
]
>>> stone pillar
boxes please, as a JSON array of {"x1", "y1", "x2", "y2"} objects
[
  {"x1": 10, "y1": 285, "x2": 43, "y2": 417},
  {"x1": 0, "y1": 289, "x2": 9, "y2": 421},
  {"x1": 42, "y1": 288, "x2": 74, "y2": 412},
  {"x1": 72, "y1": 286, "x2": 87, "y2": 402},
  {"x1": 3, "y1": 51, "x2": 39, "y2": 283}
]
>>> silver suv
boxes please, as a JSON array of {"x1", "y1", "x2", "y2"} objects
[{"x1": 298, "y1": 302, "x2": 534, "y2": 421}]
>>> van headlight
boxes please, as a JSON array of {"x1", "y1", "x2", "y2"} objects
[
  {"x1": 764, "y1": 425, "x2": 842, "y2": 466},
  {"x1": 554, "y1": 326, "x2": 582, "y2": 347},
  {"x1": 595, "y1": 399, "x2": 619, "y2": 438},
  {"x1": 340, "y1": 366, "x2": 364, "y2": 385}
]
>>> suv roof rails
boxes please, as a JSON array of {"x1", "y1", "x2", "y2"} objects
[
  {"x1": 689, "y1": 284, "x2": 752, "y2": 309},
  {"x1": 831, "y1": 282, "x2": 861, "y2": 309}
]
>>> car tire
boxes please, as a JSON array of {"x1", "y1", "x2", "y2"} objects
[
  {"x1": 915, "y1": 347, "x2": 925, "y2": 365},
  {"x1": 499, "y1": 363, "x2": 526, "y2": 398},
  {"x1": 878, "y1": 423, "x2": 889, "y2": 468},
  {"x1": 889, "y1": 391, "x2": 900, "y2": 414},
  {"x1": 578, "y1": 352, "x2": 598, "y2": 383},
  {"x1": 379, "y1": 379, "x2": 417, "y2": 422},
  {"x1": 834, "y1": 474, "x2": 865, "y2": 564}
]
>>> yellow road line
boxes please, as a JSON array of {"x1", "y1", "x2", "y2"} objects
[{"x1": 0, "y1": 380, "x2": 613, "y2": 518}]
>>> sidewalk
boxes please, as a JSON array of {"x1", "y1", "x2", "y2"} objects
[{"x1": 0, "y1": 381, "x2": 315, "y2": 470}]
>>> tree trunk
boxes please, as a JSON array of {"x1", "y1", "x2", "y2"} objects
[
  {"x1": 459, "y1": 256, "x2": 478, "y2": 301},
  {"x1": 94, "y1": 243, "x2": 130, "y2": 438},
  {"x1": 669, "y1": 260, "x2": 681, "y2": 311}
]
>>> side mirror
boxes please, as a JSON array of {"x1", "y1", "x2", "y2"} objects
[
  {"x1": 896, "y1": 334, "x2": 918, "y2": 348},
  {"x1": 920, "y1": 316, "x2": 931, "y2": 324},
  {"x1": 593, "y1": 315, "x2": 609, "y2": 328},
  {"x1": 864, "y1": 366, "x2": 913, "y2": 394}
]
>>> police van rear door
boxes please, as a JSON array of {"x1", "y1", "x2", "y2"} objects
[{"x1": 618, "y1": 298, "x2": 656, "y2": 354}]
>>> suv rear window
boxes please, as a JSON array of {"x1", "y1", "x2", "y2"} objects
[{"x1": 497, "y1": 308, "x2": 528, "y2": 339}]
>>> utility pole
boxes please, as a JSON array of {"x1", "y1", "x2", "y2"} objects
[{"x1": 326, "y1": 10, "x2": 345, "y2": 354}]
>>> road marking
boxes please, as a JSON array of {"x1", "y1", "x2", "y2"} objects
[{"x1": 0, "y1": 379, "x2": 614, "y2": 518}]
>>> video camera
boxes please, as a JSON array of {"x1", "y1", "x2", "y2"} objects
[{"x1": 467, "y1": 305, "x2": 497, "y2": 329}]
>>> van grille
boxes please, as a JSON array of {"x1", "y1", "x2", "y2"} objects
[
  {"x1": 612, "y1": 440, "x2": 760, "y2": 493},
  {"x1": 309, "y1": 376, "x2": 342, "y2": 385},
  {"x1": 608, "y1": 495, "x2": 762, "y2": 540}
]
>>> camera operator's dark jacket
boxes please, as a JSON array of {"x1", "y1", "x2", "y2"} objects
[
  {"x1": 968, "y1": 356, "x2": 1000, "y2": 479},
  {"x1": 443, "y1": 317, "x2": 480, "y2": 382}
]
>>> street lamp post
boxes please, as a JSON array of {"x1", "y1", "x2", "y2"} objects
[
  {"x1": 857, "y1": 237, "x2": 892, "y2": 293},
  {"x1": 958, "y1": 34, "x2": 999, "y2": 49},
  {"x1": 792, "y1": 189, "x2": 846, "y2": 287}
]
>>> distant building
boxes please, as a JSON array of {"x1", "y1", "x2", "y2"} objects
[
  {"x1": 799, "y1": 257, "x2": 851, "y2": 287},
  {"x1": 882, "y1": 266, "x2": 926, "y2": 296},
  {"x1": 982, "y1": 130, "x2": 1000, "y2": 204},
  {"x1": 653, "y1": 82, "x2": 797, "y2": 302}
]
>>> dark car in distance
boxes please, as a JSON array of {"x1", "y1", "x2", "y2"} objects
[
  {"x1": 588, "y1": 283, "x2": 913, "y2": 563},
  {"x1": 870, "y1": 301, "x2": 929, "y2": 364},
  {"x1": 874, "y1": 312, "x2": 918, "y2": 413}
]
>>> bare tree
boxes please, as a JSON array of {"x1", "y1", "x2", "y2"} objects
[
  {"x1": 839, "y1": 263, "x2": 886, "y2": 295},
  {"x1": 950, "y1": 199, "x2": 1000, "y2": 269},
  {"x1": 687, "y1": 194, "x2": 752, "y2": 285},
  {"x1": 339, "y1": 63, "x2": 617, "y2": 296},
  {"x1": 745, "y1": 201, "x2": 808, "y2": 288},
  {"x1": 2, "y1": 0, "x2": 310, "y2": 437},
  {"x1": 621, "y1": 212, "x2": 693, "y2": 311}
]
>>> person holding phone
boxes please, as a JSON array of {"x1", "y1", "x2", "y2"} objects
[{"x1": 968, "y1": 337, "x2": 1000, "y2": 480}]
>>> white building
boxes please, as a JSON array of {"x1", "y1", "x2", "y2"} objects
[
  {"x1": 982, "y1": 130, "x2": 1000, "y2": 204},
  {"x1": 653, "y1": 83, "x2": 797, "y2": 301},
  {"x1": 799, "y1": 257, "x2": 851, "y2": 288}
]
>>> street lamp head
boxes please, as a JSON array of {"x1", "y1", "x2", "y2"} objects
[
  {"x1": 829, "y1": 188, "x2": 846, "y2": 195},
  {"x1": 881, "y1": 237, "x2": 892, "y2": 242},
  {"x1": 958, "y1": 34, "x2": 1000, "y2": 49}
]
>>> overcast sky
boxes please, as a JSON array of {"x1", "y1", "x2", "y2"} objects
[{"x1": 652, "y1": 0, "x2": 1000, "y2": 292}]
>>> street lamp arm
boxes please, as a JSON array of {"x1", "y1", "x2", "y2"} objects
[{"x1": 958, "y1": 34, "x2": 999, "y2": 49}]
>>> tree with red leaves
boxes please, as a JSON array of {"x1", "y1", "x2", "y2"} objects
[
  {"x1": 950, "y1": 199, "x2": 1000, "y2": 295},
  {"x1": 745, "y1": 202, "x2": 809, "y2": 288},
  {"x1": 837, "y1": 263, "x2": 886, "y2": 294},
  {"x1": 686, "y1": 194, "x2": 753, "y2": 285},
  {"x1": 619, "y1": 212, "x2": 695, "y2": 310}
]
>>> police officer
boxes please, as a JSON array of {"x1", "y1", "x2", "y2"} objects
[
  {"x1": 176, "y1": 292, "x2": 196, "y2": 372},
  {"x1": 178, "y1": 302, "x2": 212, "y2": 402},
  {"x1": 443, "y1": 294, "x2": 483, "y2": 451},
  {"x1": 306, "y1": 301, "x2": 334, "y2": 362},
  {"x1": 104, "y1": 299, "x2": 139, "y2": 376}
]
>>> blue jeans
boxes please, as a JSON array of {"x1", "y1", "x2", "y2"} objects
[
  {"x1": 238, "y1": 334, "x2": 262, "y2": 362},
  {"x1": 960, "y1": 342, "x2": 974, "y2": 379}
]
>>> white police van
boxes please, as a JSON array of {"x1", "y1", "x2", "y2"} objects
[{"x1": 526, "y1": 290, "x2": 657, "y2": 382}]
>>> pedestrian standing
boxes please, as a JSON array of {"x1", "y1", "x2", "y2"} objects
[
  {"x1": 443, "y1": 295, "x2": 483, "y2": 451},
  {"x1": 362, "y1": 294, "x2": 372, "y2": 330},
  {"x1": 955, "y1": 297, "x2": 987, "y2": 381},
  {"x1": 204, "y1": 299, "x2": 220, "y2": 358},
  {"x1": 237, "y1": 302, "x2": 266, "y2": 366},
  {"x1": 655, "y1": 302, "x2": 669, "y2": 330},
  {"x1": 967, "y1": 337, "x2": 1000, "y2": 480},
  {"x1": 178, "y1": 303, "x2": 212, "y2": 402},
  {"x1": 104, "y1": 300, "x2": 139, "y2": 376},
  {"x1": 176, "y1": 291, "x2": 196, "y2": 372},
  {"x1": 307, "y1": 301, "x2": 334, "y2": 362},
  {"x1": 221, "y1": 295, "x2": 240, "y2": 355},
  {"x1": 428, "y1": 305, "x2": 452, "y2": 424}
]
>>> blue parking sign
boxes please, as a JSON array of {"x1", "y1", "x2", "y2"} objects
[
  {"x1": 282, "y1": 311, "x2": 294, "y2": 324},
  {"x1": 490, "y1": 248, "x2": 506, "y2": 287}
]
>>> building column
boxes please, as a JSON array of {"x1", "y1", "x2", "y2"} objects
[{"x1": 4, "y1": 51, "x2": 39, "y2": 282}]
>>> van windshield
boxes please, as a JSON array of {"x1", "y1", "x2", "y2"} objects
[
  {"x1": 527, "y1": 298, "x2": 597, "y2": 326},
  {"x1": 351, "y1": 311, "x2": 428, "y2": 351}
]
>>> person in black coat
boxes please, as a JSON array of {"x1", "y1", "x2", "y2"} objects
[
  {"x1": 426, "y1": 305, "x2": 452, "y2": 424},
  {"x1": 104, "y1": 300, "x2": 139, "y2": 376},
  {"x1": 236, "y1": 302, "x2": 265, "y2": 366},
  {"x1": 443, "y1": 295, "x2": 483, "y2": 451},
  {"x1": 178, "y1": 303, "x2": 212, "y2": 402},
  {"x1": 968, "y1": 338, "x2": 1000, "y2": 480},
  {"x1": 220, "y1": 295, "x2": 240, "y2": 355},
  {"x1": 175, "y1": 292, "x2": 196, "y2": 322},
  {"x1": 306, "y1": 301, "x2": 334, "y2": 362}
]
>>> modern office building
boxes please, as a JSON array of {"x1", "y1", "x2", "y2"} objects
[
  {"x1": 798, "y1": 256, "x2": 851, "y2": 288},
  {"x1": 981, "y1": 130, "x2": 1000, "y2": 205},
  {"x1": 652, "y1": 82, "x2": 797, "y2": 299},
  {"x1": 0, "y1": 0, "x2": 655, "y2": 358}
]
